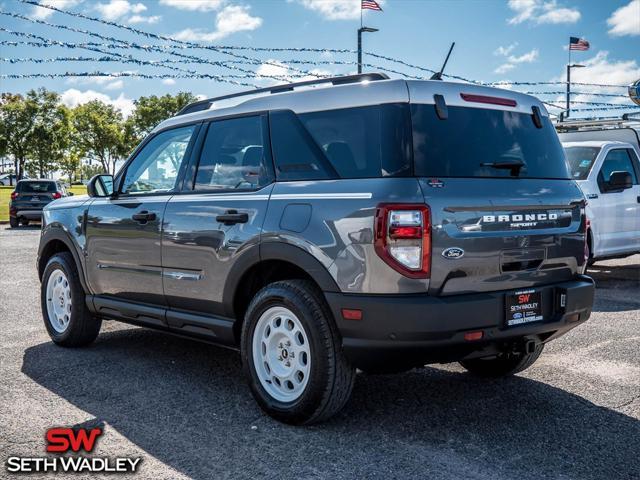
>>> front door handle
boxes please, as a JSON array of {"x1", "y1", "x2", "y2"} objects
[
  {"x1": 132, "y1": 210, "x2": 156, "y2": 223},
  {"x1": 216, "y1": 209, "x2": 248, "y2": 225}
]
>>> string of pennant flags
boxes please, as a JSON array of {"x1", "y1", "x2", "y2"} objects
[{"x1": 1, "y1": 1, "x2": 638, "y2": 115}]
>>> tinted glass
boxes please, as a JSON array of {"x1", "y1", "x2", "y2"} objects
[
  {"x1": 564, "y1": 146, "x2": 600, "y2": 180},
  {"x1": 412, "y1": 104, "x2": 570, "y2": 179},
  {"x1": 269, "y1": 110, "x2": 337, "y2": 181},
  {"x1": 270, "y1": 104, "x2": 412, "y2": 181},
  {"x1": 599, "y1": 149, "x2": 638, "y2": 185},
  {"x1": 17, "y1": 181, "x2": 56, "y2": 193},
  {"x1": 194, "y1": 115, "x2": 273, "y2": 190},
  {"x1": 122, "y1": 125, "x2": 195, "y2": 194},
  {"x1": 299, "y1": 104, "x2": 411, "y2": 179}
]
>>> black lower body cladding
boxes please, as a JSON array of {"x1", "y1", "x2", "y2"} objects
[{"x1": 324, "y1": 276, "x2": 594, "y2": 370}]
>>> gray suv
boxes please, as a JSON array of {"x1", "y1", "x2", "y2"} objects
[{"x1": 37, "y1": 74, "x2": 594, "y2": 424}]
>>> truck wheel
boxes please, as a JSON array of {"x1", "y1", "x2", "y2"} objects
[
  {"x1": 9, "y1": 216, "x2": 19, "y2": 228},
  {"x1": 41, "y1": 252, "x2": 101, "y2": 347},
  {"x1": 241, "y1": 280, "x2": 356, "y2": 425},
  {"x1": 459, "y1": 343, "x2": 544, "y2": 378}
]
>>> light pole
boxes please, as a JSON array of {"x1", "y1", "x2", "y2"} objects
[
  {"x1": 566, "y1": 63, "x2": 585, "y2": 118},
  {"x1": 357, "y1": 27, "x2": 378, "y2": 74}
]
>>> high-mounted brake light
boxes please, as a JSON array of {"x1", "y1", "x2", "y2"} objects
[
  {"x1": 52, "y1": 192, "x2": 62, "y2": 199},
  {"x1": 10, "y1": 191, "x2": 19, "y2": 200},
  {"x1": 460, "y1": 93, "x2": 517, "y2": 107},
  {"x1": 374, "y1": 204, "x2": 431, "y2": 279}
]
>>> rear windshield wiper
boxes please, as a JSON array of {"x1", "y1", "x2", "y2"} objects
[{"x1": 480, "y1": 160, "x2": 525, "y2": 176}]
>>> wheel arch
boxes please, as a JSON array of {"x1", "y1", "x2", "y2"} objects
[
  {"x1": 38, "y1": 227, "x2": 89, "y2": 294},
  {"x1": 224, "y1": 242, "x2": 340, "y2": 341}
]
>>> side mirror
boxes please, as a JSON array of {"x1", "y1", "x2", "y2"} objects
[
  {"x1": 87, "y1": 174, "x2": 114, "y2": 197},
  {"x1": 605, "y1": 171, "x2": 632, "y2": 191}
]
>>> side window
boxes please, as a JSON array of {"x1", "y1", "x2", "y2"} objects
[
  {"x1": 122, "y1": 125, "x2": 196, "y2": 195},
  {"x1": 299, "y1": 104, "x2": 411, "y2": 178},
  {"x1": 598, "y1": 149, "x2": 639, "y2": 191},
  {"x1": 194, "y1": 115, "x2": 274, "y2": 191},
  {"x1": 269, "y1": 110, "x2": 337, "y2": 181}
]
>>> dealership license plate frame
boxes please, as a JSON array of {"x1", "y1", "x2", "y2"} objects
[{"x1": 505, "y1": 289, "x2": 543, "y2": 327}]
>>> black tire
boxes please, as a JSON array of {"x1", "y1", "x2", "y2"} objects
[
  {"x1": 41, "y1": 252, "x2": 101, "y2": 347},
  {"x1": 241, "y1": 280, "x2": 356, "y2": 425},
  {"x1": 459, "y1": 343, "x2": 544, "y2": 378},
  {"x1": 20, "y1": 218, "x2": 30, "y2": 226},
  {"x1": 9, "y1": 216, "x2": 19, "y2": 228}
]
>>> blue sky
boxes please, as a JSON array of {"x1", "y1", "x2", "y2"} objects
[{"x1": 1, "y1": 0, "x2": 638, "y2": 118}]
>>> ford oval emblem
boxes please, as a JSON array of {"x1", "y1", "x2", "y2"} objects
[{"x1": 442, "y1": 247, "x2": 464, "y2": 259}]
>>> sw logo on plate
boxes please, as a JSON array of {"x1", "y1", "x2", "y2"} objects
[{"x1": 442, "y1": 247, "x2": 464, "y2": 259}]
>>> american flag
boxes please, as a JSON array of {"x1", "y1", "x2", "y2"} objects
[
  {"x1": 362, "y1": 0, "x2": 383, "y2": 11},
  {"x1": 569, "y1": 37, "x2": 590, "y2": 51}
]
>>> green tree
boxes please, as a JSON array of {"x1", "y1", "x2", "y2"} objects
[
  {"x1": 71, "y1": 100, "x2": 125, "y2": 175},
  {"x1": 0, "y1": 93, "x2": 37, "y2": 180},
  {"x1": 24, "y1": 89, "x2": 70, "y2": 178}
]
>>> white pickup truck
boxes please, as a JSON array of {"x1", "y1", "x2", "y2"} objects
[{"x1": 561, "y1": 138, "x2": 640, "y2": 262}]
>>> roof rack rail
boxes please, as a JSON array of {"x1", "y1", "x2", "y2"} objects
[
  {"x1": 555, "y1": 114, "x2": 640, "y2": 132},
  {"x1": 175, "y1": 73, "x2": 390, "y2": 116}
]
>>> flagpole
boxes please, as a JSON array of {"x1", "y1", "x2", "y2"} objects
[{"x1": 566, "y1": 38, "x2": 572, "y2": 118}]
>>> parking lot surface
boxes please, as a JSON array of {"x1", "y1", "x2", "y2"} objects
[{"x1": 1, "y1": 224, "x2": 638, "y2": 479}]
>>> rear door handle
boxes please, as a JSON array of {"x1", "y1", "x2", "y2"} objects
[
  {"x1": 132, "y1": 210, "x2": 156, "y2": 223},
  {"x1": 216, "y1": 209, "x2": 248, "y2": 225}
]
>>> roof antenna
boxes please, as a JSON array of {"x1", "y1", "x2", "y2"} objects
[{"x1": 430, "y1": 42, "x2": 455, "y2": 81}]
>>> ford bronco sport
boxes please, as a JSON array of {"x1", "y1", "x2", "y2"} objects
[{"x1": 37, "y1": 73, "x2": 595, "y2": 424}]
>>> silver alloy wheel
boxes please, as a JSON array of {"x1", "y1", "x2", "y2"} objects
[
  {"x1": 252, "y1": 306, "x2": 311, "y2": 402},
  {"x1": 46, "y1": 269, "x2": 72, "y2": 333}
]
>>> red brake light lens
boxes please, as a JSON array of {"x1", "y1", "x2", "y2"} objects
[
  {"x1": 10, "y1": 191, "x2": 19, "y2": 200},
  {"x1": 374, "y1": 204, "x2": 431, "y2": 279},
  {"x1": 52, "y1": 192, "x2": 62, "y2": 199},
  {"x1": 460, "y1": 93, "x2": 517, "y2": 107}
]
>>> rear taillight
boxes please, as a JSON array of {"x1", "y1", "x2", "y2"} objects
[
  {"x1": 52, "y1": 192, "x2": 62, "y2": 199},
  {"x1": 10, "y1": 191, "x2": 18, "y2": 200},
  {"x1": 374, "y1": 204, "x2": 431, "y2": 278}
]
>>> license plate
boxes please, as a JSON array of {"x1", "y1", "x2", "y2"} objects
[
  {"x1": 505, "y1": 289, "x2": 543, "y2": 327},
  {"x1": 31, "y1": 196, "x2": 40, "y2": 202}
]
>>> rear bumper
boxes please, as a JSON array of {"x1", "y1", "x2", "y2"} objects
[
  {"x1": 14, "y1": 209, "x2": 44, "y2": 219},
  {"x1": 324, "y1": 276, "x2": 594, "y2": 369}
]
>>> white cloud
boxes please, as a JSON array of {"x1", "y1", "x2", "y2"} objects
[
  {"x1": 507, "y1": 0, "x2": 580, "y2": 25},
  {"x1": 103, "y1": 79, "x2": 124, "y2": 90},
  {"x1": 292, "y1": 0, "x2": 385, "y2": 20},
  {"x1": 173, "y1": 5, "x2": 262, "y2": 41},
  {"x1": 494, "y1": 42, "x2": 518, "y2": 56},
  {"x1": 96, "y1": 0, "x2": 144, "y2": 19},
  {"x1": 30, "y1": 0, "x2": 83, "y2": 20},
  {"x1": 494, "y1": 47, "x2": 538, "y2": 74},
  {"x1": 159, "y1": 0, "x2": 224, "y2": 11},
  {"x1": 551, "y1": 51, "x2": 640, "y2": 112},
  {"x1": 95, "y1": 0, "x2": 159, "y2": 23},
  {"x1": 60, "y1": 89, "x2": 135, "y2": 117},
  {"x1": 509, "y1": 49, "x2": 539, "y2": 63},
  {"x1": 494, "y1": 63, "x2": 516, "y2": 74},
  {"x1": 162, "y1": 78, "x2": 176, "y2": 85},
  {"x1": 607, "y1": 0, "x2": 640, "y2": 37},
  {"x1": 129, "y1": 14, "x2": 160, "y2": 23}
]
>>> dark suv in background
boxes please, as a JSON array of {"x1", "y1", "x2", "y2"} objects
[
  {"x1": 36, "y1": 74, "x2": 594, "y2": 424},
  {"x1": 9, "y1": 179, "x2": 70, "y2": 228}
]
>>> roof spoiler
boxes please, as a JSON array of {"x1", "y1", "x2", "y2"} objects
[{"x1": 175, "y1": 73, "x2": 390, "y2": 117}]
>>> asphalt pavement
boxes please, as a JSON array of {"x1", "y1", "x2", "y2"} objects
[{"x1": 1, "y1": 224, "x2": 638, "y2": 480}]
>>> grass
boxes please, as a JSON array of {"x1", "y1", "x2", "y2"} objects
[{"x1": 0, "y1": 185, "x2": 87, "y2": 222}]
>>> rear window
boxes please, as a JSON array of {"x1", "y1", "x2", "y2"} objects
[
  {"x1": 564, "y1": 146, "x2": 600, "y2": 180},
  {"x1": 17, "y1": 181, "x2": 56, "y2": 193},
  {"x1": 270, "y1": 104, "x2": 412, "y2": 181},
  {"x1": 412, "y1": 104, "x2": 570, "y2": 179}
]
